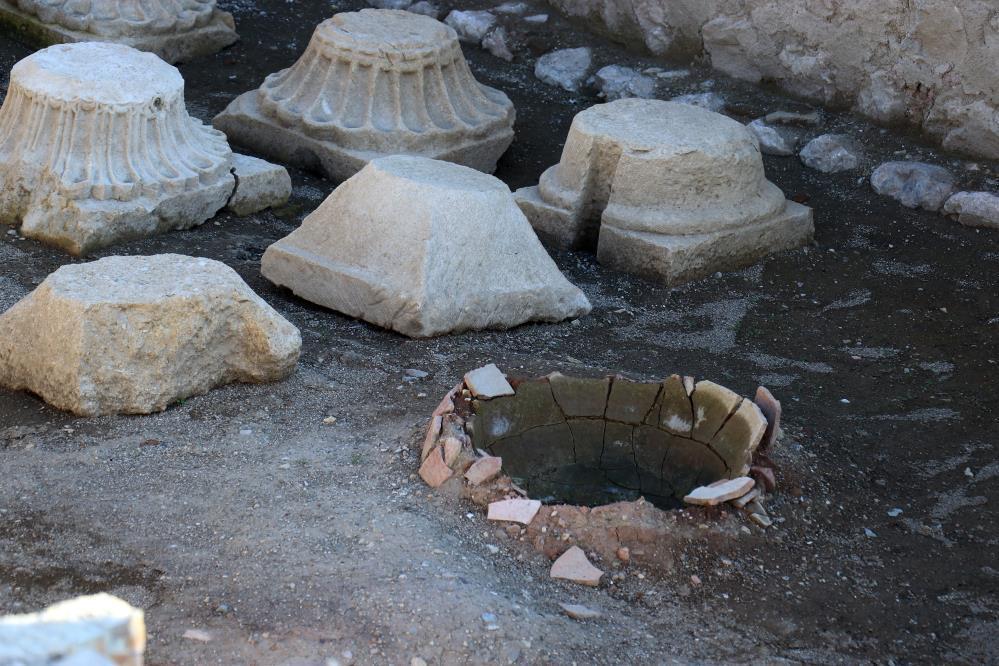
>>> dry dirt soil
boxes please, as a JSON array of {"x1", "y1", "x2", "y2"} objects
[{"x1": 1, "y1": 1, "x2": 998, "y2": 664}]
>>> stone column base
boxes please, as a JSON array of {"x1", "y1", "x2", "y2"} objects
[
  {"x1": 596, "y1": 201, "x2": 814, "y2": 285},
  {"x1": 0, "y1": 2, "x2": 238, "y2": 64},
  {"x1": 214, "y1": 91, "x2": 514, "y2": 183}
]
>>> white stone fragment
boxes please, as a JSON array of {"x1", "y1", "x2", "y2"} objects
[
  {"x1": 535, "y1": 47, "x2": 592, "y2": 92},
  {"x1": 591, "y1": 65, "x2": 656, "y2": 101},
  {"x1": 482, "y1": 26, "x2": 514, "y2": 61},
  {"x1": 444, "y1": 9, "x2": 495, "y2": 42},
  {"x1": 494, "y1": 2, "x2": 528, "y2": 14},
  {"x1": 464, "y1": 364, "x2": 515, "y2": 399},
  {"x1": 0, "y1": 0, "x2": 237, "y2": 64},
  {"x1": 671, "y1": 91, "x2": 726, "y2": 112},
  {"x1": 943, "y1": 191, "x2": 999, "y2": 229},
  {"x1": 747, "y1": 119, "x2": 798, "y2": 156},
  {"x1": 523, "y1": 14, "x2": 548, "y2": 24},
  {"x1": 800, "y1": 134, "x2": 861, "y2": 173},
  {"x1": 0, "y1": 594, "x2": 145, "y2": 666},
  {"x1": 514, "y1": 99, "x2": 813, "y2": 285},
  {"x1": 0, "y1": 255, "x2": 302, "y2": 416},
  {"x1": 227, "y1": 154, "x2": 292, "y2": 216},
  {"x1": 214, "y1": 10, "x2": 515, "y2": 181},
  {"x1": 406, "y1": 1, "x2": 439, "y2": 18},
  {"x1": 369, "y1": 0, "x2": 411, "y2": 8},
  {"x1": 871, "y1": 161, "x2": 956, "y2": 211},
  {"x1": 261, "y1": 156, "x2": 591, "y2": 338},
  {"x1": 683, "y1": 477, "x2": 755, "y2": 506},
  {"x1": 0, "y1": 43, "x2": 243, "y2": 255}
]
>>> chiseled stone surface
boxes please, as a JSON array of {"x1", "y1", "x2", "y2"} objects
[
  {"x1": 0, "y1": 44, "x2": 279, "y2": 254},
  {"x1": 514, "y1": 99, "x2": 813, "y2": 285},
  {"x1": 871, "y1": 161, "x2": 956, "y2": 211},
  {"x1": 943, "y1": 191, "x2": 999, "y2": 230},
  {"x1": 214, "y1": 9, "x2": 515, "y2": 181},
  {"x1": 0, "y1": 593, "x2": 145, "y2": 665},
  {"x1": 545, "y1": 0, "x2": 999, "y2": 161},
  {"x1": 0, "y1": 0, "x2": 237, "y2": 63},
  {"x1": 683, "y1": 476, "x2": 754, "y2": 506},
  {"x1": 0, "y1": 255, "x2": 301, "y2": 416},
  {"x1": 550, "y1": 546, "x2": 603, "y2": 586},
  {"x1": 227, "y1": 154, "x2": 292, "y2": 217},
  {"x1": 261, "y1": 156, "x2": 591, "y2": 338}
]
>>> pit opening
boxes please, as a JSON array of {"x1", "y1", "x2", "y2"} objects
[{"x1": 469, "y1": 374, "x2": 737, "y2": 511}]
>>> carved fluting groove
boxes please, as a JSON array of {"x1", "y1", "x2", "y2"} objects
[
  {"x1": 15, "y1": 0, "x2": 216, "y2": 36},
  {"x1": 0, "y1": 43, "x2": 231, "y2": 203},
  {"x1": 256, "y1": 10, "x2": 513, "y2": 151}
]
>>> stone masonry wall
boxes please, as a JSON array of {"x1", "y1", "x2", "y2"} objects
[{"x1": 547, "y1": 0, "x2": 999, "y2": 160}]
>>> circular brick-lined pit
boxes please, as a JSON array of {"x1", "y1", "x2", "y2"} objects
[{"x1": 419, "y1": 366, "x2": 781, "y2": 576}]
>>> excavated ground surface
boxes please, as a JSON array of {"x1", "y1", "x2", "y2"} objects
[{"x1": 1, "y1": 1, "x2": 998, "y2": 664}]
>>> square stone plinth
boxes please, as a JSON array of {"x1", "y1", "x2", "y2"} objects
[
  {"x1": 596, "y1": 201, "x2": 814, "y2": 286},
  {"x1": 214, "y1": 92, "x2": 512, "y2": 182},
  {"x1": 0, "y1": 2, "x2": 238, "y2": 64}
]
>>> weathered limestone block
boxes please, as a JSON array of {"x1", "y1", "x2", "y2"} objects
[
  {"x1": 227, "y1": 154, "x2": 292, "y2": 217},
  {"x1": 0, "y1": 0, "x2": 237, "y2": 64},
  {"x1": 0, "y1": 594, "x2": 145, "y2": 665},
  {"x1": 214, "y1": 9, "x2": 516, "y2": 182},
  {"x1": 943, "y1": 191, "x2": 999, "y2": 230},
  {"x1": 261, "y1": 155, "x2": 590, "y2": 338},
  {"x1": 0, "y1": 44, "x2": 287, "y2": 255},
  {"x1": 514, "y1": 99, "x2": 813, "y2": 285},
  {"x1": 0, "y1": 254, "x2": 301, "y2": 416}
]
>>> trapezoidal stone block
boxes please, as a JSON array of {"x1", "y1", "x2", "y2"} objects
[
  {"x1": 513, "y1": 99, "x2": 814, "y2": 285},
  {"x1": 213, "y1": 9, "x2": 515, "y2": 181},
  {"x1": 260, "y1": 155, "x2": 591, "y2": 338},
  {"x1": 0, "y1": 0, "x2": 237, "y2": 64},
  {"x1": 0, "y1": 43, "x2": 288, "y2": 255},
  {"x1": 0, "y1": 254, "x2": 302, "y2": 416}
]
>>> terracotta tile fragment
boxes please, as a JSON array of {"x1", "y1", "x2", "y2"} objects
[
  {"x1": 487, "y1": 498, "x2": 541, "y2": 525},
  {"x1": 465, "y1": 456, "x2": 502, "y2": 485},
  {"x1": 418, "y1": 446, "x2": 453, "y2": 488},
  {"x1": 550, "y1": 546, "x2": 603, "y2": 586}
]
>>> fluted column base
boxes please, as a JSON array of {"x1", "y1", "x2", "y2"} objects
[
  {"x1": 1, "y1": 169, "x2": 234, "y2": 256},
  {"x1": 214, "y1": 90, "x2": 514, "y2": 182},
  {"x1": 0, "y1": 1, "x2": 237, "y2": 64}
]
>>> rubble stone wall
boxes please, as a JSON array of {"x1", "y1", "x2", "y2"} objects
[{"x1": 547, "y1": 0, "x2": 999, "y2": 160}]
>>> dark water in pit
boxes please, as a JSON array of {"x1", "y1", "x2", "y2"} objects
[{"x1": 509, "y1": 463, "x2": 684, "y2": 510}]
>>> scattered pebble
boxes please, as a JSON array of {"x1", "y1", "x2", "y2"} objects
[{"x1": 559, "y1": 603, "x2": 601, "y2": 620}]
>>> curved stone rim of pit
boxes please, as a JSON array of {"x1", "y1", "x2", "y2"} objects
[{"x1": 419, "y1": 365, "x2": 780, "y2": 527}]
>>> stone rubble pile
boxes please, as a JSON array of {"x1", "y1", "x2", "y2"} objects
[
  {"x1": 0, "y1": 255, "x2": 302, "y2": 416},
  {"x1": 0, "y1": 43, "x2": 289, "y2": 255},
  {"x1": 214, "y1": 9, "x2": 516, "y2": 182},
  {"x1": 0, "y1": 0, "x2": 237, "y2": 63},
  {"x1": 514, "y1": 99, "x2": 814, "y2": 285},
  {"x1": 261, "y1": 156, "x2": 591, "y2": 338},
  {"x1": 0, "y1": 593, "x2": 146, "y2": 665}
]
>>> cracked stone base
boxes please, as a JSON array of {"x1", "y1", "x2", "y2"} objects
[
  {"x1": 214, "y1": 91, "x2": 515, "y2": 182},
  {"x1": 596, "y1": 201, "x2": 815, "y2": 285},
  {"x1": 12, "y1": 176, "x2": 234, "y2": 256},
  {"x1": 0, "y1": 2, "x2": 237, "y2": 64},
  {"x1": 513, "y1": 184, "x2": 592, "y2": 250}
]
